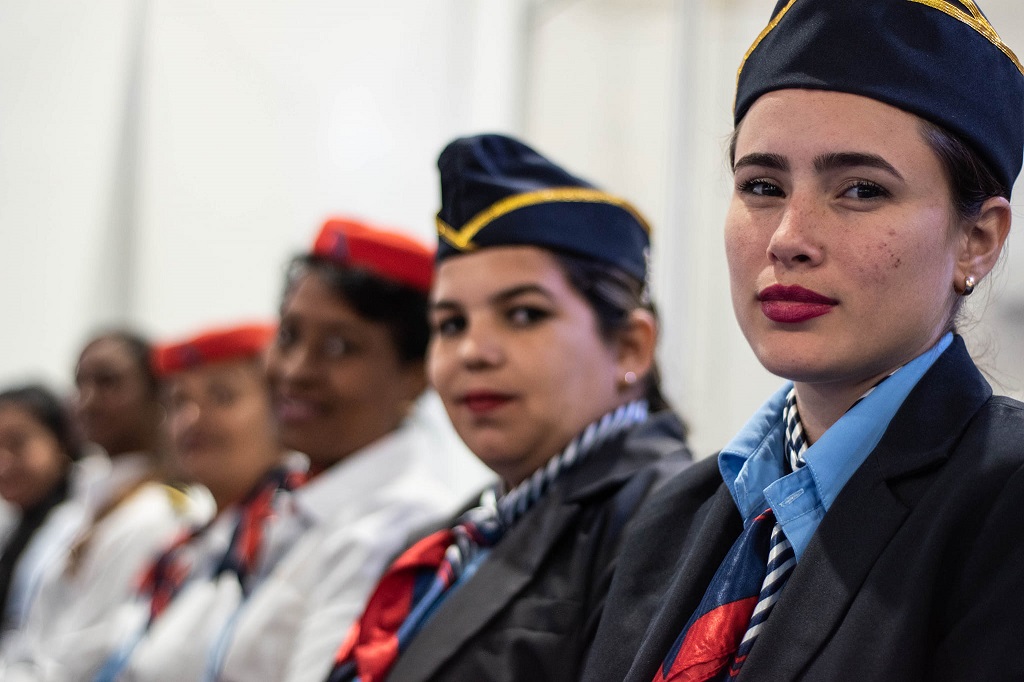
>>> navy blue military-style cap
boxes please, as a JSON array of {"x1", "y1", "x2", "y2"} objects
[
  {"x1": 435, "y1": 134, "x2": 651, "y2": 281},
  {"x1": 735, "y1": 0, "x2": 1024, "y2": 195}
]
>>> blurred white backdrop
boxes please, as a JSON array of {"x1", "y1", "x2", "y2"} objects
[{"x1": 1, "y1": 0, "x2": 1021, "y2": 464}]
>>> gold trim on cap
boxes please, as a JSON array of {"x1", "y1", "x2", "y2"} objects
[
  {"x1": 736, "y1": 0, "x2": 800, "y2": 88},
  {"x1": 435, "y1": 187, "x2": 651, "y2": 252},
  {"x1": 910, "y1": 0, "x2": 1024, "y2": 76}
]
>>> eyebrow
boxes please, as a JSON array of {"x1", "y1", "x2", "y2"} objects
[
  {"x1": 734, "y1": 151, "x2": 905, "y2": 182},
  {"x1": 733, "y1": 152, "x2": 788, "y2": 172},
  {"x1": 431, "y1": 283, "x2": 555, "y2": 311},
  {"x1": 813, "y1": 152, "x2": 904, "y2": 181}
]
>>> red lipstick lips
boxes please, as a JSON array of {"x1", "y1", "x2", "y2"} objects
[
  {"x1": 461, "y1": 391, "x2": 513, "y2": 415},
  {"x1": 758, "y1": 284, "x2": 838, "y2": 323}
]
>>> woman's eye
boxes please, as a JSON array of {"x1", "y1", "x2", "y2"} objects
[
  {"x1": 840, "y1": 181, "x2": 890, "y2": 200},
  {"x1": 0, "y1": 435, "x2": 27, "y2": 455},
  {"x1": 431, "y1": 315, "x2": 466, "y2": 338},
  {"x1": 322, "y1": 336, "x2": 349, "y2": 359},
  {"x1": 209, "y1": 386, "x2": 237, "y2": 406},
  {"x1": 508, "y1": 306, "x2": 549, "y2": 327},
  {"x1": 737, "y1": 178, "x2": 784, "y2": 197},
  {"x1": 275, "y1": 325, "x2": 296, "y2": 349}
]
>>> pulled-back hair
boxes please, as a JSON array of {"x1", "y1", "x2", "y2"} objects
[
  {"x1": 917, "y1": 118, "x2": 1009, "y2": 220},
  {"x1": 0, "y1": 384, "x2": 83, "y2": 461},
  {"x1": 552, "y1": 251, "x2": 677, "y2": 421},
  {"x1": 79, "y1": 330, "x2": 160, "y2": 397}
]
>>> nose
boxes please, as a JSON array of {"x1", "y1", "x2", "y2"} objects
[
  {"x1": 269, "y1": 342, "x2": 318, "y2": 388},
  {"x1": 456, "y1": 320, "x2": 503, "y2": 370},
  {"x1": 170, "y1": 401, "x2": 201, "y2": 441},
  {"x1": 176, "y1": 401, "x2": 202, "y2": 429},
  {"x1": 767, "y1": 194, "x2": 825, "y2": 268}
]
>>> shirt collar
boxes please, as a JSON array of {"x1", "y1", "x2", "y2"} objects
[
  {"x1": 290, "y1": 424, "x2": 417, "y2": 526},
  {"x1": 719, "y1": 332, "x2": 953, "y2": 527}
]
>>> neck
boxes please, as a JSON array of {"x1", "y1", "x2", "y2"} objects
[
  {"x1": 792, "y1": 371, "x2": 891, "y2": 444},
  {"x1": 211, "y1": 454, "x2": 290, "y2": 511}
]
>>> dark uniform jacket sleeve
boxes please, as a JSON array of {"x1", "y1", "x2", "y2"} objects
[
  {"x1": 583, "y1": 336, "x2": 1024, "y2": 682},
  {"x1": 386, "y1": 410, "x2": 692, "y2": 682}
]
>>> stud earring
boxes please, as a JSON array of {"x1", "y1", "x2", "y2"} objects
[
  {"x1": 622, "y1": 371, "x2": 637, "y2": 387},
  {"x1": 962, "y1": 275, "x2": 976, "y2": 297}
]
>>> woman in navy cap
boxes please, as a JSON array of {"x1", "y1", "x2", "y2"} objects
[
  {"x1": 326, "y1": 133, "x2": 692, "y2": 682},
  {"x1": 584, "y1": 1, "x2": 1024, "y2": 680}
]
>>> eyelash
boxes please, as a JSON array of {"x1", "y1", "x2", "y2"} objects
[
  {"x1": 507, "y1": 305, "x2": 549, "y2": 326},
  {"x1": 736, "y1": 178, "x2": 784, "y2": 197},
  {"x1": 736, "y1": 178, "x2": 892, "y2": 201},
  {"x1": 838, "y1": 180, "x2": 890, "y2": 200},
  {"x1": 429, "y1": 305, "x2": 551, "y2": 338},
  {"x1": 431, "y1": 315, "x2": 465, "y2": 338}
]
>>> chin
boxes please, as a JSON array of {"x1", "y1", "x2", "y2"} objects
[
  {"x1": 465, "y1": 440, "x2": 519, "y2": 473},
  {"x1": 750, "y1": 334, "x2": 833, "y2": 378}
]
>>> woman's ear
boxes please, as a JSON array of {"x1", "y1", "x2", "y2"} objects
[
  {"x1": 615, "y1": 309, "x2": 658, "y2": 392},
  {"x1": 955, "y1": 196, "x2": 1011, "y2": 291}
]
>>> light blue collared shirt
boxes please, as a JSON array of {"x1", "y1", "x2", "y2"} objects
[{"x1": 718, "y1": 333, "x2": 953, "y2": 560}]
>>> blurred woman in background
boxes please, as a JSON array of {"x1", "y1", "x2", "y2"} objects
[
  {"x1": 327, "y1": 133, "x2": 692, "y2": 682},
  {"x1": 196, "y1": 218, "x2": 454, "y2": 682},
  {"x1": 0, "y1": 331, "x2": 203, "y2": 680},
  {"x1": 94, "y1": 322, "x2": 300, "y2": 681},
  {"x1": 0, "y1": 385, "x2": 80, "y2": 641}
]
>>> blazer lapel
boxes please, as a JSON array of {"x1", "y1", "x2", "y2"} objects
[
  {"x1": 625, "y1": 484, "x2": 743, "y2": 682},
  {"x1": 740, "y1": 336, "x2": 992, "y2": 679},
  {"x1": 739, "y1": 459, "x2": 910, "y2": 679},
  {"x1": 387, "y1": 496, "x2": 581, "y2": 682}
]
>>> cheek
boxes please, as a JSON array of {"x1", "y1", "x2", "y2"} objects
[
  {"x1": 724, "y1": 215, "x2": 762, "y2": 278},
  {"x1": 846, "y1": 220, "x2": 952, "y2": 294},
  {"x1": 263, "y1": 351, "x2": 282, "y2": 385}
]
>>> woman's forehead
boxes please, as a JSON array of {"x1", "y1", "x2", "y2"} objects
[{"x1": 736, "y1": 90, "x2": 935, "y2": 169}]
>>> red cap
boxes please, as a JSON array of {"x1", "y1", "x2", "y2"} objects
[
  {"x1": 312, "y1": 217, "x2": 434, "y2": 293},
  {"x1": 152, "y1": 323, "x2": 277, "y2": 377}
]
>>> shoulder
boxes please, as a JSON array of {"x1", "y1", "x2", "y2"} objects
[{"x1": 566, "y1": 410, "x2": 695, "y2": 506}]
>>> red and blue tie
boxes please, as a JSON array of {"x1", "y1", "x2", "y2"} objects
[{"x1": 654, "y1": 507, "x2": 795, "y2": 682}]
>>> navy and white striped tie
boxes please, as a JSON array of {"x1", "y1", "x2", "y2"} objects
[
  {"x1": 729, "y1": 520, "x2": 797, "y2": 674},
  {"x1": 730, "y1": 389, "x2": 805, "y2": 674}
]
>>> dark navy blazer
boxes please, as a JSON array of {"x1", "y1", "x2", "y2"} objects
[
  {"x1": 584, "y1": 337, "x2": 1024, "y2": 681},
  {"x1": 387, "y1": 411, "x2": 692, "y2": 682}
]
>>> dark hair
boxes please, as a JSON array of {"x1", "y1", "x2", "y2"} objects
[
  {"x1": 80, "y1": 330, "x2": 160, "y2": 397},
  {"x1": 551, "y1": 251, "x2": 678, "y2": 421},
  {"x1": 917, "y1": 118, "x2": 1009, "y2": 221},
  {"x1": 282, "y1": 255, "x2": 430, "y2": 364},
  {"x1": 0, "y1": 384, "x2": 83, "y2": 461}
]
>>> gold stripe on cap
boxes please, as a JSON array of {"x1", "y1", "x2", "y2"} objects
[
  {"x1": 435, "y1": 187, "x2": 651, "y2": 252},
  {"x1": 736, "y1": 0, "x2": 800, "y2": 87},
  {"x1": 910, "y1": 0, "x2": 1024, "y2": 76}
]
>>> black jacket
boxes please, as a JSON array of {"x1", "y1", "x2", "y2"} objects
[
  {"x1": 387, "y1": 411, "x2": 692, "y2": 682},
  {"x1": 584, "y1": 337, "x2": 1024, "y2": 681}
]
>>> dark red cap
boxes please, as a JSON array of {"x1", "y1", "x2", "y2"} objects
[
  {"x1": 312, "y1": 217, "x2": 434, "y2": 293},
  {"x1": 152, "y1": 323, "x2": 277, "y2": 377}
]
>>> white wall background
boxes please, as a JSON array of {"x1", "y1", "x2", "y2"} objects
[{"x1": 1, "y1": 0, "x2": 1022, "y2": 463}]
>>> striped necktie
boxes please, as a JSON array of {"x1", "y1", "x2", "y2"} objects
[
  {"x1": 655, "y1": 394, "x2": 805, "y2": 681},
  {"x1": 137, "y1": 463, "x2": 308, "y2": 625},
  {"x1": 327, "y1": 401, "x2": 649, "y2": 682},
  {"x1": 215, "y1": 464, "x2": 308, "y2": 595}
]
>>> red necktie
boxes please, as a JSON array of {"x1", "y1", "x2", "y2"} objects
[{"x1": 655, "y1": 508, "x2": 780, "y2": 681}]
